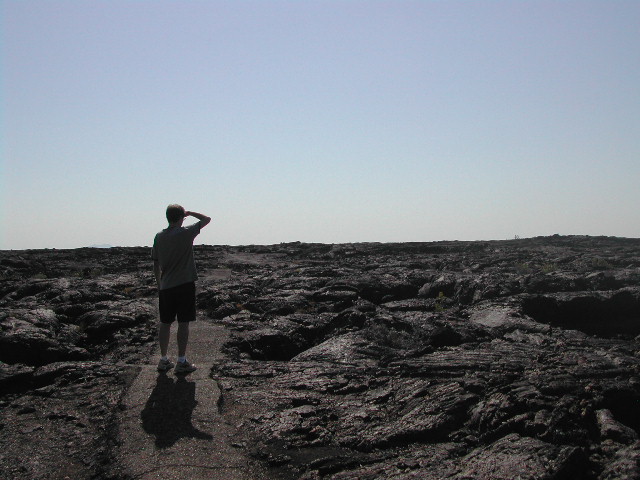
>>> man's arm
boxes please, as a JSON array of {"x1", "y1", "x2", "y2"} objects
[
  {"x1": 153, "y1": 260, "x2": 162, "y2": 288},
  {"x1": 185, "y1": 211, "x2": 211, "y2": 228}
]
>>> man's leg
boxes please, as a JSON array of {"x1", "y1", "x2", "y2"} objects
[
  {"x1": 173, "y1": 282, "x2": 196, "y2": 373},
  {"x1": 159, "y1": 322, "x2": 171, "y2": 357},
  {"x1": 175, "y1": 282, "x2": 196, "y2": 360},
  {"x1": 158, "y1": 287, "x2": 176, "y2": 358},
  {"x1": 177, "y1": 322, "x2": 189, "y2": 358}
]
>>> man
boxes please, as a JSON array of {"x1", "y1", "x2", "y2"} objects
[{"x1": 151, "y1": 204, "x2": 211, "y2": 374}]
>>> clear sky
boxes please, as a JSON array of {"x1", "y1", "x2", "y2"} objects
[{"x1": 2, "y1": 1, "x2": 639, "y2": 249}]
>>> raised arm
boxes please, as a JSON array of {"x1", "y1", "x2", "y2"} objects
[{"x1": 184, "y1": 210, "x2": 211, "y2": 228}]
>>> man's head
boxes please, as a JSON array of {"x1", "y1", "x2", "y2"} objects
[{"x1": 166, "y1": 204, "x2": 186, "y2": 224}]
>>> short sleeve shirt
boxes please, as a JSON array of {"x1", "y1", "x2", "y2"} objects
[{"x1": 151, "y1": 222, "x2": 201, "y2": 290}]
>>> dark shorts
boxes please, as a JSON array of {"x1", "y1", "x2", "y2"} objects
[{"x1": 159, "y1": 282, "x2": 196, "y2": 324}]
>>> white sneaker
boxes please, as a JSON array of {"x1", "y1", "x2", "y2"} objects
[
  {"x1": 157, "y1": 358, "x2": 174, "y2": 372},
  {"x1": 174, "y1": 360, "x2": 197, "y2": 374}
]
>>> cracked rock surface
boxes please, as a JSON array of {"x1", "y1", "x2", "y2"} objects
[
  {"x1": 2, "y1": 236, "x2": 640, "y2": 479},
  {"x1": 0, "y1": 247, "x2": 157, "y2": 479},
  {"x1": 205, "y1": 237, "x2": 640, "y2": 479}
]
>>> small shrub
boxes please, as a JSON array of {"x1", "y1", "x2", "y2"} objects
[
  {"x1": 540, "y1": 263, "x2": 558, "y2": 274},
  {"x1": 591, "y1": 258, "x2": 613, "y2": 270},
  {"x1": 515, "y1": 262, "x2": 533, "y2": 274},
  {"x1": 435, "y1": 291, "x2": 448, "y2": 312}
]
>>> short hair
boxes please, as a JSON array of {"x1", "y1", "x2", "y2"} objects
[{"x1": 166, "y1": 204, "x2": 185, "y2": 223}]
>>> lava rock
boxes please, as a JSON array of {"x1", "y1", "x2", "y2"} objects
[{"x1": 3, "y1": 236, "x2": 640, "y2": 479}]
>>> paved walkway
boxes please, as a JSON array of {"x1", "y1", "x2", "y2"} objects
[{"x1": 117, "y1": 315, "x2": 268, "y2": 479}]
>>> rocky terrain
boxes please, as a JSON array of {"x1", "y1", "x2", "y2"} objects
[
  {"x1": 1, "y1": 236, "x2": 640, "y2": 479},
  {"x1": 0, "y1": 247, "x2": 159, "y2": 479}
]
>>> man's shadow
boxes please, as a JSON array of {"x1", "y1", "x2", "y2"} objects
[{"x1": 141, "y1": 373, "x2": 213, "y2": 448}]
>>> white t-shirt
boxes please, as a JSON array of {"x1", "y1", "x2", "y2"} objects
[{"x1": 151, "y1": 222, "x2": 201, "y2": 290}]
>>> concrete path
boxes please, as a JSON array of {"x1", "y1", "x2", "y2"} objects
[{"x1": 117, "y1": 315, "x2": 268, "y2": 479}]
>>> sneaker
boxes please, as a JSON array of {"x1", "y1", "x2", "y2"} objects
[
  {"x1": 157, "y1": 358, "x2": 174, "y2": 372},
  {"x1": 174, "y1": 360, "x2": 197, "y2": 374}
]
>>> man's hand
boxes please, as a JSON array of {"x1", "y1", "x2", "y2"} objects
[{"x1": 153, "y1": 260, "x2": 162, "y2": 288}]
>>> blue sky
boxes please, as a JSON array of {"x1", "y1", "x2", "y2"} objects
[{"x1": 2, "y1": 1, "x2": 639, "y2": 249}]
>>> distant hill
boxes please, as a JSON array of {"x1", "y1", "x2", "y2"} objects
[{"x1": 88, "y1": 244, "x2": 113, "y2": 248}]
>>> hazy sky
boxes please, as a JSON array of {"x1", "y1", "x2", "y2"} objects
[{"x1": 2, "y1": 1, "x2": 639, "y2": 249}]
